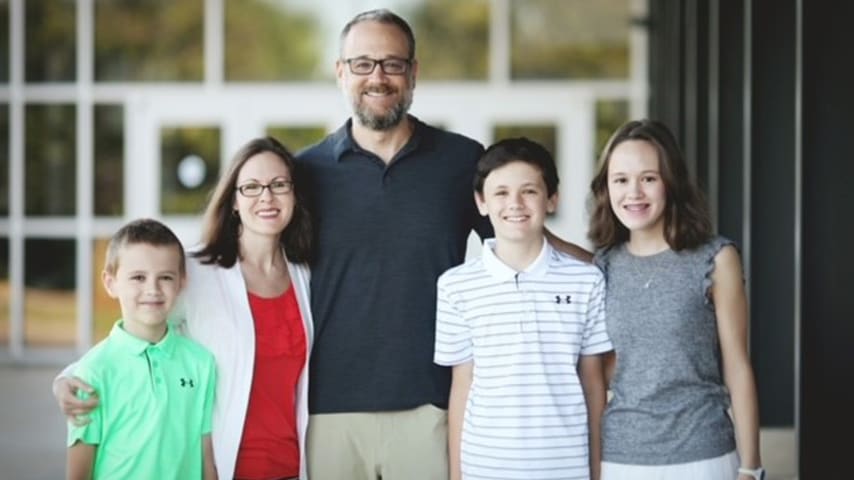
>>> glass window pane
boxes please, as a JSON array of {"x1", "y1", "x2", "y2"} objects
[
  {"x1": 95, "y1": 0, "x2": 203, "y2": 82},
  {"x1": 408, "y1": 0, "x2": 489, "y2": 80},
  {"x1": 595, "y1": 99, "x2": 629, "y2": 161},
  {"x1": 0, "y1": 103, "x2": 8, "y2": 216},
  {"x1": 94, "y1": 104, "x2": 124, "y2": 216},
  {"x1": 0, "y1": 237, "x2": 8, "y2": 344},
  {"x1": 493, "y1": 124, "x2": 558, "y2": 159},
  {"x1": 0, "y1": 1, "x2": 9, "y2": 83},
  {"x1": 26, "y1": 0, "x2": 76, "y2": 82},
  {"x1": 25, "y1": 238, "x2": 76, "y2": 347},
  {"x1": 510, "y1": 0, "x2": 631, "y2": 80},
  {"x1": 25, "y1": 104, "x2": 76, "y2": 216},
  {"x1": 265, "y1": 126, "x2": 327, "y2": 153},
  {"x1": 161, "y1": 126, "x2": 220, "y2": 215},
  {"x1": 92, "y1": 238, "x2": 119, "y2": 342},
  {"x1": 225, "y1": 0, "x2": 323, "y2": 81}
]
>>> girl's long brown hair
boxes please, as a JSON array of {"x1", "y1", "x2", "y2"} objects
[{"x1": 588, "y1": 119, "x2": 712, "y2": 251}]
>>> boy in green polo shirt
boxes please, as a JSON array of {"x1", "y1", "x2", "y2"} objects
[{"x1": 66, "y1": 218, "x2": 217, "y2": 480}]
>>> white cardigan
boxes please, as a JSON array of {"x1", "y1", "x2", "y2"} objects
[{"x1": 175, "y1": 254, "x2": 313, "y2": 480}]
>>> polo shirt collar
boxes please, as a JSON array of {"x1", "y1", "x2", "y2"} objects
[
  {"x1": 481, "y1": 237, "x2": 552, "y2": 282},
  {"x1": 330, "y1": 115, "x2": 430, "y2": 162},
  {"x1": 108, "y1": 320, "x2": 178, "y2": 358}
]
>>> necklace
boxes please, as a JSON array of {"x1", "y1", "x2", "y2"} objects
[
  {"x1": 624, "y1": 241, "x2": 669, "y2": 289},
  {"x1": 628, "y1": 256, "x2": 655, "y2": 289},
  {"x1": 642, "y1": 274, "x2": 654, "y2": 289}
]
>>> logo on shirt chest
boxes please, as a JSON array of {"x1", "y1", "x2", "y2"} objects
[
  {"x1": 179, "y1": 378, "x2": 195, "y2": 388},
  {"x1": 555, "y1": 295, "x2": 572, "y2": 304}
]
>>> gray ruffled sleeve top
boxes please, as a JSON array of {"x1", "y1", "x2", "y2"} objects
[{"x1": 594, "y1": 236, "x2": 737, "y2": 465}]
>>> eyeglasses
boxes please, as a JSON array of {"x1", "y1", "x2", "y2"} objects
[
  {"x1": 342, "y1": 57, "x2": 412, "y2": 75},
  {"x1": 237, "y1": 180, "x2": 293, "y2": 197}
]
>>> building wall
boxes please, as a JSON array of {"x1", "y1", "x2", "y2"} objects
[
  {"x1": 648, "y1": 0, "x2": 854, "y2": 477},
  {"x1": 800, "y1": 0, "x2": 854, "y2": 476}
]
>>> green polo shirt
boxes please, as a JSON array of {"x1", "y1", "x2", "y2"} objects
[{"x1": 67, "y1": 320, "x2": 216, "y2": 479}]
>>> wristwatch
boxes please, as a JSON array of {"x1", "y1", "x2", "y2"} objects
[{"x1": 738, "y1": 466, "x2": 766, "y2": 480}]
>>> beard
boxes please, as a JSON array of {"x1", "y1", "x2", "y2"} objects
[{"x1": 352, "y1": 85, "x2": 414, "y2": 131}]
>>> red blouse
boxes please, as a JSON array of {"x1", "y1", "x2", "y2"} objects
[{"x1": 234, "y1": 285, "x2": 306, "y2": 479}]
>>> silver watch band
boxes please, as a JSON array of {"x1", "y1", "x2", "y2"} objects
[{"x1": 737, "y1": 466, "x2": 766, "y2": 480}]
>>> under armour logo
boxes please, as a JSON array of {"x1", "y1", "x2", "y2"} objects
[
  {"x1": 555, "y1": 295, "x2": 572, "y2": 304},
  {"x1": 179, "y1": 378, "x2": 195, "y2": 388}
]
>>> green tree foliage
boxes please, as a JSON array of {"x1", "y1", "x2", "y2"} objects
[
  {"x1": 25, "y1": 105, "x2": 77, "y2": 216},
  {"x1": 266, "y1": 126, "x2": 327, "y2": 153},
  {"x1": 95, "y1": 0, "x2": 204, "y2": 81},
  {"x1": 511, "y1": 0, "x2": 630, "y2": 79},
  {"x1": 595, "y1": 100, "x2": 629, "y2": 161},
  {"x1": 0, "y1": 104, "x2": 7, "y2": 216},
  {"x1": 408, "y1": 0, "x2": 489, "y2": 80},
  {"x1": 26, "y1": 0, "x2": 76, "y2": 82},
  {"x1": 493, "y1": 124, "x2": 558, "y2": 160},
  {"x1": 94, "y1": 105, "x2": 124, "y2": 216},
  {"x1": 0, "y1": 1, "x2": 10, "y2": 82},
  {"x1": 225, "y1": 0, "x2": 322, "y2": 81}
]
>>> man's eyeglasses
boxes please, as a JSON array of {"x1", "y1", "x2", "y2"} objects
[
  {"x1": 237, "y1": 180, "x2": 293, "y2": 197},
  {"x1": 342, "y1": 57, "x2": 412, "y2": 76}
]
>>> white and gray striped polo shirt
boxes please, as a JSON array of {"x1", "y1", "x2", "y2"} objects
[{"x1": 435, "y1": 238, "x2": 612, "y2": 480}]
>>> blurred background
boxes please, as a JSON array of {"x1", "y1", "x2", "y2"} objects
[
  {"x1": 5, "y1": 0, "x2": 854, "y2": 478},
  {"x1": 0, "y1": 0, "x2": 642, "y2": 357},
  {"x1": 0, "y1": 1, "x2": 650, "y2": 477}
]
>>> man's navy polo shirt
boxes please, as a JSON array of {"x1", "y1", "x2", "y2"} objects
[{"x1": 296, "y1": 116, "x2": 492, "y2": 414}]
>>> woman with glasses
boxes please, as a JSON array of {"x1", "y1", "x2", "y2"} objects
[{"x1": 55, "y1": 137, "x2": 314, "y2": 480}]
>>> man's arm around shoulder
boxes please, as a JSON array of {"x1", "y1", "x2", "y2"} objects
[
  {"x1": 54, "y1": 361, "x2": 99, "y2": 426},
  {"x1": 545, "y1": 228, "x2": 593, "y2": 263}
]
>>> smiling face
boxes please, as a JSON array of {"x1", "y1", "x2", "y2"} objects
[
  {"x1": 233, "y1": 151, "x2": 295, "y2": 242},
  {"x1": 607, "y1": 139, "x2": 668, "y2": 237},
  {"x1": 337, "y1": 20, "x2": 417, "y2": 131},
  {"x1": 103, "y1": 242, "x2": 184, "y2": 342},
  {"x1": 476, "y1": 160, "x2": 557, "y2": 246}
]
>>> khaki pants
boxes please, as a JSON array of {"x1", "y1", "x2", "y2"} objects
[{"x1": 307, "y1": 404, "x2": 449, "y2": 480}]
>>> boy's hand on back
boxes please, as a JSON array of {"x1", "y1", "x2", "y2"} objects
[{"x1": 54, "y1": 376, "x2": 99, "y2": 426}]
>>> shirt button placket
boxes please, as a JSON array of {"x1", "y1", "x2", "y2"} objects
[
  {"x1": 149, "y1": 349, "x2": 163, "y2": 390},
  {"x1": 520, "y1": 278, "x2": 537, "y2": 334}
]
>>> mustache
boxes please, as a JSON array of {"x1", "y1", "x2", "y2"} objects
[{"x1": 362, "y1": 84, "x2": 396, "y2": 95}]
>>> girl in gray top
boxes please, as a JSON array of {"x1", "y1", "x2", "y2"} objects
[{"x1": 588, "y1": 120, "x2": 764, "y2": 480}]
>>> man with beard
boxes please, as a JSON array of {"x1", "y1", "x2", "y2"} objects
[{"x1": 296, "y1": 9, "x2": 590, "y2": 480}]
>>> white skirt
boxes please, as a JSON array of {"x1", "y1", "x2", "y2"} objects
[{"x1": 602, "y1": 450, "x2": 739, "y2": 480}]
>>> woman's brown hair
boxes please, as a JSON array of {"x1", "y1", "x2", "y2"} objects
[{"x1": 193, "y1": 136, "x2": 312, "y2": 267}]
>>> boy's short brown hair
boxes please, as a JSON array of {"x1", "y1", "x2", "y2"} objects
[
  {"x1": 474, "y1": 137, "x2": 559, "y2": 197},
  {"x1": 104, "y1": 218, "x2": 185, "y2": 275}
]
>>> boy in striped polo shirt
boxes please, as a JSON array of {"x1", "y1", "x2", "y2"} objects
[{"x1": 434, "y1": 138, "x2": 613, "y2": 480}]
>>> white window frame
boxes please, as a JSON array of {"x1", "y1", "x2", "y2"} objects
[{"x1": 0, "y1": 0, "x2": 647, "y2": 363}]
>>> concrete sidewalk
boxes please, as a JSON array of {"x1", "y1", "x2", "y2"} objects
[{"x1": 0, "y1": 365, "x2": 67, "y2": 480}]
